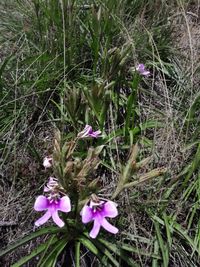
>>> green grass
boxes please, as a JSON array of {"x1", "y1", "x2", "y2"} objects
[{"x1": 0, "y1": 0, "x2": 200, "y2": 266}]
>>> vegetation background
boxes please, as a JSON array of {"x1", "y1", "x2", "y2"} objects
[{"x1": 0, "y1": 0, "x2": 200, "y2": 266}]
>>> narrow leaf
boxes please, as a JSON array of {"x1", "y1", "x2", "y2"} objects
[{"x1": 0, "y1": 226, "x2": 64, "y2": 257}]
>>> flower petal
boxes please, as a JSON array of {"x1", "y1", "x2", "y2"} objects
[
  {"x1": 141, "y1": 70, "x2": 150, "y2": 76},
  {"x1": 35, "y1": 210, "x2": 51, "y2": 226},
  {"x1": 58, "y1": 196, "x2": 71, "y2": 213},
  {"x1": 136, "y1": 64, "x2": 144, "y2": 71},
  {"x1": 81, "y1": 205, "x2": 93, "y2": 223},
  {"x1": 43, "y1": 157, "x2": 52, "y2": 168},
  {"x1": 78, "y1": 125, "x2": 92, "y2": 138},
  {"x1": 34, "y1": 196, "x2": 49, "y2": 211},
  {"x1": 89, "y1": 219, "x2": 101, "y2": 238},
  {"x1": 89, "y1": 130, "x2": 101, "y2": 138},
  {"x1": 52, "y1": 210, "x2": 65, "y2": 227},
  {"x1": 85, "y1": 124, "x2": 92, "y2": 132},
  {"x1": 43, "y1": 186, "x2": 50, "y2": 192},
  {"x1": 101, "y1": 218, "x2": 118, "y2": 234},
  {"x1": 103, "y1": 201, "x2": 118, "y2": 218}
]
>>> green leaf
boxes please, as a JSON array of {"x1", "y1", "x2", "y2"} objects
[
  {"x1": 139, "y1": 120, "x2": 163, "y2": 131},
  {"x1": 120, "y1": 244, "x2": 161, "y2": 260},
  {"x1": 82, "y1": 86, "x2": 100, "y2": 121},
  {"x1": 11, "y1": 235, "x2": 59, "y2": 267},
  {"x1": 92, "y1": 239, "x2": 119, "y2": 267},
  {"x1": 78, "y1": 236, "x2": 107, "y2": 266},
  {"x1": 152, "y1": 240, "x2": 159, "y2": 267},
  {"x1": 98, "y1": 238, "x2": 140, "y2": 266},
  {"x1": 182, "y1": 143, "x2": 200, "y2": 188},
  {"x1": 0, "y1": 226, "x2": 64, "y2": 257},
  {"x1": 36, "y1": 235, "x2": 57, "y2": 266},
  {"x1": 78, "y1": 237, "x2": 99, "y2": 256},
  {"x1": 125, "y1": 90, "x2": 136, "y2": 137},
  {"x1": 154, "y1": 221, "x2": 169, "y2": 267},
  {"x1": 151, "y1": 214, "x2": 200, "y2": 256},
  {"x1": 163, "y1": 212, "x2": 172, "y2": 248},
  {"x1": 39, "y1": 238, "x2": 68, "y2": 267}
]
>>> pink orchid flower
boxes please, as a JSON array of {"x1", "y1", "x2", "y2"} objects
[
  {"x1": 77, "y1": 125, "x2": 101, "y2": 139},
  {"x1": 34, "y1": 177, "x2": 71, "y2": 227},
  {"x1": 80, "y1": 198, "x2": 118, "y2": 238},
  {"x1": 136, "y1": 64, "x2": 150, "y2": 76},
  {"x1": 43, "y1": 156, "x2": 53, "y2": 169},
  {"x1": 34, "y1": 195, "x2": 71, "y2": 227}
]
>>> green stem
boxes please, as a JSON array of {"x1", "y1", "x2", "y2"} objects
[{"x1": 75, "y1": 241, "x2": 81, "y2": 267}]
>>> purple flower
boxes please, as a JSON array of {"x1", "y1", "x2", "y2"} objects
[
  {"x1": 136, "y1": 64, "x2": 150, "y2": 76},
  {"x1": 34, "y1": 177, "x2": 70, "y2": 227},
  {"x1": 43, "y1": 156, "x2": 53, "y2": 169},
  {"x1": 34, "y1": 195, "x2": 71, "y2": 227},
  {"x1": 77, "y1": 125, "x2": 101, "y2": 139},
  {"x1": 80, "y1": 199, "x2": 118, "y2": 238}
]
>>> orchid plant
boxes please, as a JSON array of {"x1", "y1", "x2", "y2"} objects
[{"x1": 1, "y1": 124, "x2": 166, "y2": 266}]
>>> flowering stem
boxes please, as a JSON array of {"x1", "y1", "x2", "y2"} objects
[
  {"x1": 74, "y1": 191, "x2": 80, "y2": 222},
  {"x1": 75, "y1": 241, "x2": 81, "y2": 267},
  {"x1": 111, "y1": 144, "x2": 138, "y2": 199},
  {"x1": 125, "y1": 74, "x2": 140, "y2": 140}
]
